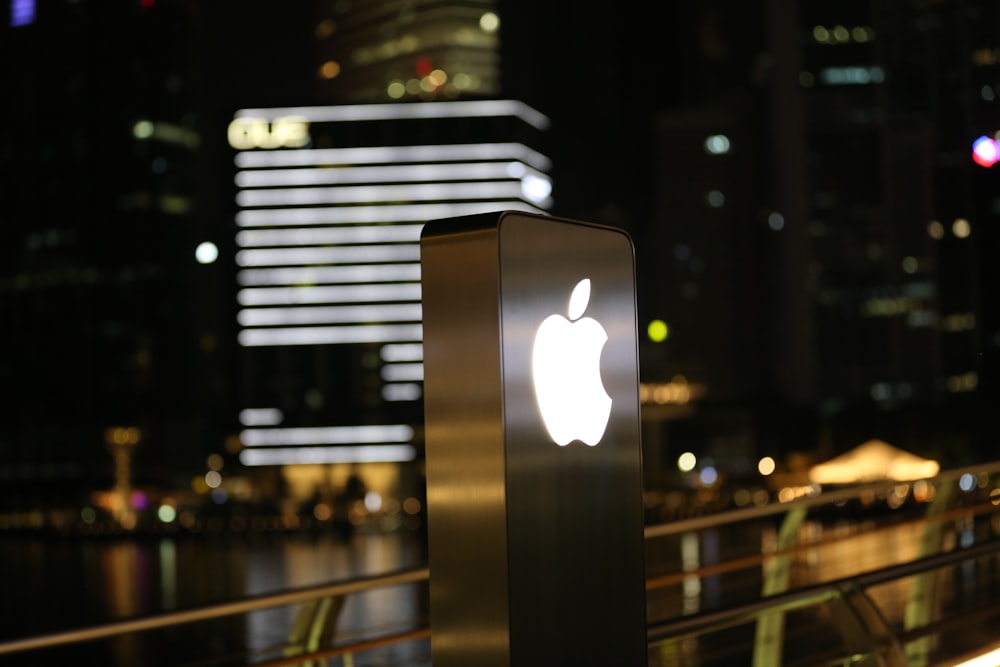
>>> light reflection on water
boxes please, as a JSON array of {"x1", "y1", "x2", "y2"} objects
[{"x1": 0, "y1": 530, "x2": 429, "y2": 666}]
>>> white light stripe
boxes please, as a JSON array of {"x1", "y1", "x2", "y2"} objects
[
  {"x1": 237, "y1": 264, "x2": 421, "y2": 287},
  {"x1": 234, "y1": 100, "x2": 551, "y2": 131},
  {"x1": 381, "y1": 363, "x2": 424, "y2": 382},
  {"x1": 946, "y1": 646, "x2": 1000, "y2": 667},
  {"x1": 235, "y1": 142, "x2": 552, "y2": 172},
  {"x1": 238, "y1": 283, "x2": 421, "y2": 306},
  {"x1": 238, "y1": 408, "x2": 284, "y2": 426},
  {"x1": 240, "y1": 444, "x2": 418, "y2": 466},
  {"x1": 236, "y1": 181, "x2": 525, "y2": 207},
  {"x1": 381, "y1": 383, "x2": 423, "y2": 402},
  {"x1": 235, "y1": 161, "x2": 540, "y2": 187},
  {"x1": 380, "y1": 343, "x2": 423, "y2": 362},
  {"x1": 238, "y1": 304, "x2": 422, "y2": 327},
  {"x1": 236, "y1": 225, "x2": 422, "y2": 247},
  {"x1": 237, "y1": 324, "x2": 423, "y2": 346},
  {"x1": 240, "y1": 424, "x2": 413, "y2": 447},
  {"x1": 235, "y1": 245, "x2": 420, "y2": 267},
  {"x1": 235, "y1": 201, "x2": 545, "y2": 227}
]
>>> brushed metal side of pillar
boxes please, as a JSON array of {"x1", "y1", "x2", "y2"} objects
[{"x1": 420, "y1": 224, "x2": 510, "y2": 667}]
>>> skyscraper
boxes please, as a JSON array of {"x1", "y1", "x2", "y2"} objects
[
  {"x1": 642, "y1": 0, "x2": 999, "y2": 466},
  {"x1": 2, "y1": 0, "x2": 232, "y2": 510}
]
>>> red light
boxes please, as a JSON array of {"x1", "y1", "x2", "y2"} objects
[
  {"x1": 972, "y1": 135, "x2": 998, "y2": 168},
  {"x1": 415, "y1": 56, "x2": 433, "y2": 77},
  {"x1": 141, "y1": 0, "x2": 155, "y2": 7}
]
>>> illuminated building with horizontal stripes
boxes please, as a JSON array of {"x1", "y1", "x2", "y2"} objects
[{"x1": 230, "y1": 99, "x2": 552, "y2": 468}]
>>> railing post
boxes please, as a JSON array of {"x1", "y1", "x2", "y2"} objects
[
  {"x1": 753, "y1": 505, "x2": 807, "y2": 667},
  {"x1": 285, "y1": 595, "x2": 346, "y2": 667}
]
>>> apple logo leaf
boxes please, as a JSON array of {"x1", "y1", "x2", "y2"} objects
[{"x1": 568, "y1": 278, "x2": 591, "y2": 321}]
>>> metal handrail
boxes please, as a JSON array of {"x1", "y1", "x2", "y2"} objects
[
  {"x1": 644, "y1": 459, "x2": 1000, "y2": 539},
  {"x1": 646, "y1": 536, "x2": 1000, "y2": 642},
  {"x1": 0, "y1": 567, "x2": 429, "y2": 657},
  {"x1": 1, "y1": 461, "x2": 997, "y2": 661}
]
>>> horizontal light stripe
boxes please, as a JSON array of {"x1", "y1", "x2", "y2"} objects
[
  {"x1": 240, "y1": 424, "x2": 413, "y2": 446},
  {"x1": 235, "y1": 161, "x2": 541, "y2": 188},
  {"x1": 235, "y1": 245, "x2": 419, "y2": 267},
  {"x1": 234, "y1": 100, "x2": 550, "y2": 131},
  {"x1": 237, "y1": 264, "x2": 421, "y2": 287},
  {"x1": 238, "y1": 408, "x2": 284, "y2": 426},
  {"x1": 234, "y1": 143, "x2": 552, "y2": 172},
  {"x1": 381, "y1": 383, "x2": 423, "y2": 402},
  {"x1": 235, "y1": 201, "x2": 546, "y2": 227},
  {"x1": 237, "y1": 323, "x2": 423, "y2": 346},
  {"x1": 380, "y1": 343, "x2": 423, "y2": 362},
  {"x1": 946, "y1": 646, "x2": 1000, "y2": 667},
  {"x1": 238, "y1": 304, "x2": 422, "y2": 327},
  {"x1": 237, "y1": 283, "x2": 421, "y2": 306},
  {"x1": 240, "y1": 444, "x2": 418, "y2": 466},
  {"x1": 236, "y1": 225, "x2": 423, "y2": 248},
  {"x1": 236, "y1": 181, "x2": 525, "y2": 207},
  {"x1": 381, "y1": 363, "x2": 424, "y2": 382}
]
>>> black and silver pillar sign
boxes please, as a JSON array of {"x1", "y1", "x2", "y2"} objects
[{"x1": 420, "y1": 211, "x2": 647, "y2": 667}]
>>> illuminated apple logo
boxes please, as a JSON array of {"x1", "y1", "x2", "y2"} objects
[{"x1": 531, "y1": 278, "x2": 612, "y2": 446}]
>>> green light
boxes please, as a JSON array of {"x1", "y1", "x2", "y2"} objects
[{"x1": 647, "y1": 319, "x2": 669, "y2": 343}]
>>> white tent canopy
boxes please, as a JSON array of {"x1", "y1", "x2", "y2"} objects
[{"x1": 808, "y1": 439, "x2": 940, "y2": 485}]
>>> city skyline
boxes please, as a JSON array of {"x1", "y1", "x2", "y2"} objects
[{"x1": 3, "y1": 0, "x2": 1000, "y2": 515}]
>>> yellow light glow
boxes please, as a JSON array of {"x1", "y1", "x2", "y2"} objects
[
  {"x1": 928, "y1": 220, "x2": 945, "y2": 239},
  {"x1": 428, "y1": 69, "x2": 448, "y2": 86},
  {"x1": 953, "y1": 218, "x2": 971, "y2": 238},
  {"x1": 647, "y1": 319, "x2": 669, "y2": 342},
  {"x1": 205, "y1": 471, "x2": 222, "y2": 489},
  {"x1": 319, "y1": 61, "x2": 341, "y2": 80},
  {"x1": 133, "y1": 120, "x2": 154, "y2": 139},
  {"x1": 228, "y1": 115, "x2": 310, "y2": 150},
  {"x1": 677, "y1": 452, "x2": 697, "y2": 473},
  {"x1": 480, "y1": 12, "x2": 499, "y2": 33},
  {"x1": 387, "y1": 80, "x2": 405, "y2": 99},
  {"x1": 758, "y1": 456, "x2": 776, "y2": 476},
  {"x1": 314, "y1": 19, "x2": 335, "y2": 39}
]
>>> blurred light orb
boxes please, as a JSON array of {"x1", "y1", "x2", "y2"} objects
[
  {"x1": 521, "y1": 174, "x2": 551, "y2": 203},
  {"x1": 972, "y1": 136, "x2": 999, "y2": 168},
  {"x1": 479, "y1": 12, "x2": 499, "y2": 32},
  {"x1": 768, "y1": 212, "x2": 785, "y2": 231},
  {"x1": 647, "y1": 319, "x2": 669, "y2": 343},
  {"x1": 699, "y1": 467, "x2": 718, "y2": 486},
  {"x1": 677, "y1": 452, "x2": 697, "y2": 473},
  {"x1": 928, "y1": 220, "x2": 945, "y2": 239},
  {"x1": 704, "y1": 134, "x2": 730, "y2": 155},
  {"x1": 133, "y1": 120, "x2": 154, "y2": 139},
  {"x1": 952, "y1": 218, "x2": 971, "y2": 239},
  {"x1": 158, "y1": 505, "x2": 177, "y2": 523},
  {"x1": 387, "y1": 80, "x2": 406, "y2": 99},
  {"x1": 204, "y1": 470, "x2": 222, "y2": 489},
  {"x1": 758, "y1": 456, "x2": 776, "y2": 476},
  {"x1": 959, "y1": 473, "x2": 976, "y2": 492},
  {"x1": 195, "y1": 241, "x2": 218, "y2": 264},
  {"x1": 364, "y1": 491, "x2": 383, "y2": 513},
  {"x1": 319, "y1": 60, "x2": 341, "y2": 79}
]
